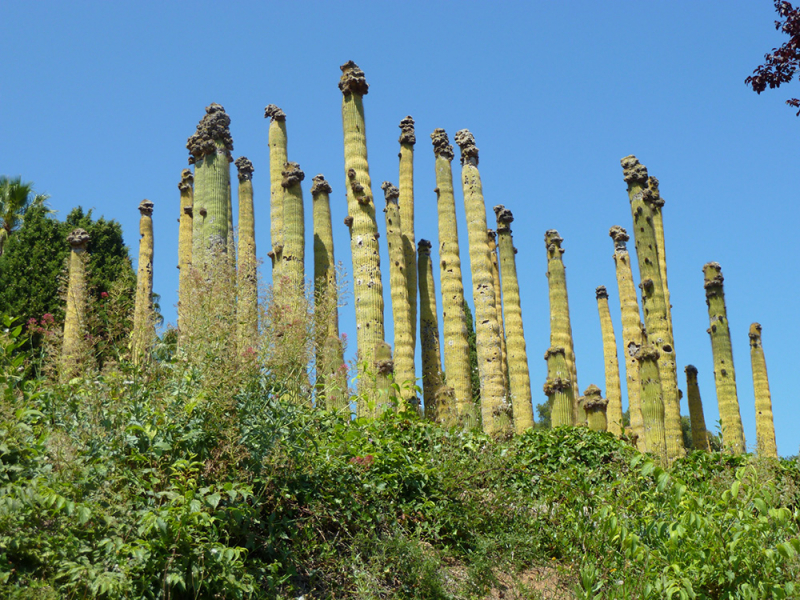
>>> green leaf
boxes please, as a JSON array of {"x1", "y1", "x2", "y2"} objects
[{"x1": 206, "y1": 493, "x2": 221, "y2": 509}]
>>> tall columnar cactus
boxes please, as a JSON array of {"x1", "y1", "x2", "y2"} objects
[
  {"x1": 455, "y1": 129, "x2": 510, "y2": 435},
  {"x1": 487, "y1": 229, "x2": 509, "y2": 393},
  {"x1": 281, "y1": 161, "x2": 306, "y2": 288},
  {"x1": 339, "y1": 61, "x2": 386, "y2": 403},
  {"x1": 235, "y1": 157, "x2": 258, "y2": 352},
  {"x1": 417, "y1": 239, "x2": 449, "y2": 421},
  {"x1": 545, "y1": 230, "x2": 580, "y2": 424},
  {"x1": 685, "y1": 365, "x2": 711, "y2": 451},
  {"x1": 635, "y1": 344, "x2": 668, "y2": 459},
  {"x1": 60, "y1": 228, "x2": 90, "y2": 382},
  {"x1": 609, "y1": 226, "x2": 646, "y2": 445},
  {"x1": 543, "y1": 346, "x2": 573, "y2": 427},
  {"x1": 621, "y1": 156, "x2": 683, "y2": 459},
  {"x1": 131, "y1": 200, "x2": 155, "y2": 364},
  {"x1": 227, "y1": 181, "x2": 236, "y2": 272},
  {"x1": 371, "y1": 341, "x2": 396, "y2": 417},
  {"x1": 430, "y1": 128, "x2": 474, "y2": 426},
  {"x1": 643, "y1": 177, "x2": 673, "y2": 339},
  {"x1": 493, "y1": 206, "x2": 533, "y2": 433},
  {"x1": 595, "y1": 286, "x2": 623, "y2": 435},
  {"x1": 311, "y1": 175, "x2": 348, "y2": 411},
  {"x1": 582, "y1": 384, "x2": 609, "y2": 432},
  {"x1": 398, "y1": 116, "x2": 418, "y2": 361},
  {"x1": 702, "y1": 262, "x2": 745, "y2": 454},
  {"x1": 381, "y1": 182, "x2": 416, "y2": 408},
  {"x1": 749, "y1": 323, "x2": 778, "y2": 457},
  {"x1": 177, "y1": 169, "x2": 193, "y2": 338},
  {"x1": 264, "y1": 105, "x2": 287, "y2": 270},
  {"x1": 187, "y1": 103, "x2": 233, "y2": 261}
]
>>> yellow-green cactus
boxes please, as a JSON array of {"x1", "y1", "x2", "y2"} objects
[
  {"x1": 543, "y1": 346, "x2": 573, "y2": 427},
  {"x1": 702, "y1": 262, "x2": 745, "y2": 454},
  {"x1": 369, "y1": 341, "x2": 396, "y2": 418},
  {"x1": 545, "y1": 229, "x2": 580, "y2": 424},
  {"x1": 749, "y1": 323, "x2": 777, "y2": 457},
  {"x1": 281, "y1": 161, "x2": 305, "y2": 289},
  {"x1": 595, "y1": 286, "x2": 623, "y2": 436},
  {"x1": 643, "y1": 177, "x2": 673, "y2": 340},
  {"x1": 455, "y1": 129, "x2": 510, "y2": 435},
  {"x1": 131, "y1": 200, "x2": 155, "y2": 364},
  {"x1": 582, "y1": 384, "x2": 609, "y2": 432},
  {"x1": 235, "y1": 157, "x2": 258, "y2": 353},
  {"x1": 264, "y1": 104, "x2": 287, "y2": 271},
  {"x1": 487, "y1": 229, "x2": 510, "y2": 394},
  {"x1": 311, "y1": 175, "x2": 348, "y2": 411},
  {"x1": 621, "y1": 156, "x2": 683, "y2": 459},
  {"x1": 60, "y1": 228, "x2": 90, "y2": 382},
  {"x1": 339, "y1": 61, "x2": 386, "y2": 404},
  {"x1": 609, "y1": 226, "x2": 646, "y2": 446},
  {"x1": 398, "y1": 116, "x2": 418, "y2": 362},
  {"x1": 635, "y1": 344, "x2": 667, "y2": 459},
  {"x1": 493, "y1": 207, "x2": 533, "y2": 434},
  {"x1": 227, "y1": 180, "x2": 236, "y2": 274},
  {"x1": 177, "y1": 169, "x2": 193, "y2": 340},
  {"x1": 431, "y1": 128, "x2": 474, "y2": 427},
  {"x1": 685, "y1": 365, "x2": 711, "y2": 451},
  {"x1": 417, "y1": 239, "x2": 450, "y2": 421},
  {"x1": 187, "y1": 103, "x2": 233, "y2": 260},
  {"x1": 381, "y1": 182, "x2": 416, "y2": 408}
]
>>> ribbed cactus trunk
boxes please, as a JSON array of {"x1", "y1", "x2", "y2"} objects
[
  {"x1": 644, "y1": 178, "x2": 673, "y2": 339},
  {"x1": 398, "y1": 116, "x2": 418, "y2": 368},
  {"x1": 545, "y1": 230, "x2": 580, "y2": 424},
  {"x1": 339, "y1": 61, "x2": 386, "y2": 411},
  {"x1": 281, "y1": 162, "x2": 305, "y2": 289},
  {"x1": 749, "y1": 323, "x2": 777, "y2": 458},
  {"x1": 227, "y1": 180, "x2": 236, "y2": 271},
  {"x1": 373, "y1": 341, "x2": 396, "y2": 416},
  {"x1": 635, "y1": 345, "x2": 668, "y2": 459},
  {"x1": 595, "y1": 286, "x2": 623, "y2": 435},
  {"x1": 177, "y1": 169, "x2": 193, "y2": 340},
  {"x1": 685, "y1": 365, "x2": 711, "y2": 451},
  {"x1": 609, "y1": 226, "x2": 646, "y2": 446},
  {"x1": 417, "y1": 239, "x2": 449, "y2": 421},
  {"x1": 487, "y1": 229, "x2": 510, "y2": 394},
  {"x1": 131, "y1": 200, "x2": 155, "y2": 364},
  {"x1": 455, "y1": 130, "x2": 510, "y2": 435},
  {"x1": 235, "y1": 157, "x2": 258, "y2": 353},
  {"x1": 265, "y1": 105, "x2": 287, "y2": 272},
  {"x1": 430, "y1": 128, "x2": 474, "y2": 427},
  {"x1": 702, "y1": 262, "x2": 745, "y2": 454},
  {"x1": 312, "y1": 175, "x2": 348, "y2": 411},
  {"x1": 494, "y1": 206, "x2": 533, "y2": 434},
  {"x1": 381, "y1": 182, "x2": 416, "y2": 409},
  {"x1": 582, "y1": 385, "x2": 609, "y2": 432},
  {"x1": 544, "y1": 346, "x2": 573, "y2": 427},
  {"x1": 621, "y1": 156, "x2": 683, "y2": 459},
  {"x1": 60, "y1": 229, "x2": 90, "y2": 382}
]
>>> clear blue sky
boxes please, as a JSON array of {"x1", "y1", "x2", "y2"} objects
[{"x1": 3, "y1": 1, "x2": 798, "y2": 456}]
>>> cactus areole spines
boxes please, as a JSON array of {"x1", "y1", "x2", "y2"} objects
[
  {"x1": 595, "y1": 285, "x2": 623, "y2": 436},
  {"x1": 339, "y1": 61, "x2": 386, "y2": 404},
  {"x1": 235, "y1": 157, "x2": 258, "y2": 353},
  {"x1": 703, "y1": 262, "x2": 746, "y2": 454},
  {"x1": 545, "y1": 228, "x2": 581, "y2": 424},
  {"x1": 281, "y1": 161, "x2": 306, "y2": 288},
  {"x1": 398, "y1": 116, "x2": 418, "y2": 375},
  {"x1": 685, "y1": 364, "x2": 711, "y2": 451},
  {"x1": 749, "y1": 323, "x2": 778, "y2": 457},
  {"x1": 493, "y1": 205, "x2": 534, "y2": 434},
  {"x1": 621, "y1": 156, "x2": 683, "y2": 460},
  {"x1": 456, "y1": 129, "x2": 511, "y2": 435},
  {"x1": 381, "y1": 181, "x2": 416, "y2": 408},
  {"x1": 265, "y1": 104, "x2": 288, "y2": 270}
]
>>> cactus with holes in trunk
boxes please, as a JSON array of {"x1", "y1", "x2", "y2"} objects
[
  {"x1": 235, "y1": 157, "x2": 258, "y2": 352},
  {"x1": 493, "y1": 206, "x2": 533, "y2": 433},
  {"x1": 61, "y1": 229, "x2": 90, "y2": 382},
  {"x1": 177, "y1": 169, "x2": 193, "y2": 340},
  {"x1": 749, "y1": 323, "x2": 777, "y2": 457},
  {"x1": 281, "y1": 161, "x2": 305, "y2": 289},
  {"x1": 685, "y1": 365, "x2": 711, "y2": 451},
  {"x1": 635, "y1": 344, "x2": 667, "y2": 459},
  {"x1": 131, "y1": 200, "x2": 155, "y2": 364},
  {"x1": 643, "y1": 177, "x2": 673, "y2": 339},
  {"x1": 595, "y1": 286, "x2": 623, "y2": 435},
  {"x1": 264, "y1": 105, "x2": 288, "y2": 271}
]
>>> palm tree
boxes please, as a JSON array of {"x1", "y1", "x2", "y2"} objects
[{"x1": 0, "y1": 176, "x2": 50, "y2": 257}]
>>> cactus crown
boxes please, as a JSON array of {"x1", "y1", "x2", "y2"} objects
[
  {"x1": 595, "y1": 285, "x2": 609, "y2": 300},
  {"x1": 339, "y1": 61, "x2": 369, "y2": 96},
  {"x1": 67, "y1": 228, "x2": 90, "y2": 249},
  {"x1": 633, "y1": 344, "x2": 660, "y2": 362},
  {"x1": 644, "y1": 176, "x2": 665, "y2": 208},
  {"x1": 264, "y1": 104, "x2": 286, "y2": 122},
  {"x1": 187, "y1": 103, "x2": 233, "y2": 159},
  {"x1": 138, "y1": 199, "x2": 154, "y2": 216},
  {"x1": 417, "y1": 239, "x2": 432, "y2": 254},
  {"x1": 545, "y1": 229, "x2": 564, "y2": 254},
  {"x1": 494, "y1": 205, "x2": 514, "y2": 230},
  {"x1": 702, "y1": 262, "x2": 724, "y2": 293},
  {"x1": 311, "y1": 174, "x2": 332, "y2": 196},
  {"x1": 454, "y1": 129, "x2": 479, "y2": 165},
  {"x1": 235, "y1": 156, "x2": 254, "y2": 181},
  {"x1": 430, "y1": 128, "x2": 454, "y2": 161},
  {"x1": 281, "y1": 161, "x2": 305, "y2": 188},
  {"x1": 398, "y1": 116, "x2": 416, "y2": 144},
  {"x1": 381, "y1": 181, "x2": 400, "y2": 204},
  {"x1": 685, "y1": 364, "x2": 699, "y2": 377},
  {"x1": 178, "y1": 169, "x2": 194, "y2": 191},
  {"x1": 609, "y1": 225, "x2": 630, "y2": 251},
  {"x1": 621, "y1": 155, "x2": 648, "y2": 184},
  {"x1": 487, "y1": 229, "x2": 496, "y2": 243},
  {"x1": 583, "y1": 384, "x2": 603, "y2": 398},
  {"x1": 749, "y1": 322, "x2": 763, "y2": 341},
  {"x1": 544, "y1": 345, "x2": 566, "y2": 360}
]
